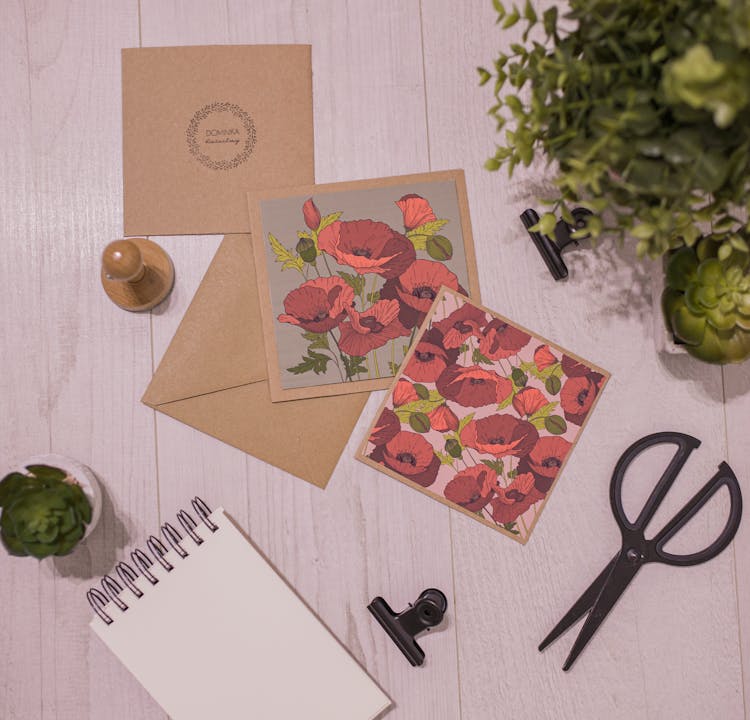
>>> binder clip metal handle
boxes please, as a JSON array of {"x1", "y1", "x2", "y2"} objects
[
  {"x1": 521, "y1": 207, "x2": 593, "y2": 281},
  {"x1": 368, "y1": 588, "x2": 447, "y2": 667}
]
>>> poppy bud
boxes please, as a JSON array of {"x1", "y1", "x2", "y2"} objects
[
  {"x1": 393, "y1": 379, "x2": 419, "y2": 406},
  {"x1": 426, "y1": 235, "x2": 453, "y2": 261},
  {"x1": 445, "y1": 437, "x2": 463, "y2": 458},
  {"x1": 429, "y1": 403, "x2": 459, "y2": 432},
  {"x1": 395, "y1": 194, "x2": 437, "y2": 231},
  {"x1": 296, "y1": 236, "x2": 317, "y2": 263},
  {"x1": 302, "y1": 197, "x2": 321, "y2": 230}
]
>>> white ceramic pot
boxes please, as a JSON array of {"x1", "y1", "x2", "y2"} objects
[{"x1": 1, "y1": 453, "x2": 102, "y2": 543}]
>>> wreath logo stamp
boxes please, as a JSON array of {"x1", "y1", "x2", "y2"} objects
[{"x1": 186, "y1": 102, "x2": 257, "y2": 171}]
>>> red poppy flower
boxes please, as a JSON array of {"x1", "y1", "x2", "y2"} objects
[
  {"x1": 278, "y1": 277, "x2": 354, "y2": 333},
  {"x1": 490, "y1": 473, "x2": 544, "y2": 524},
  {"x1": 338, "y1": 299, "x2": 409, "y2": 356},
  {"x1": 478, "y1": 318, "x2": 532, "y2": 360},
  {"x1": 560, "y1": 373, "x2": 603, "y2": 425},
  {"x1": 317, "y1": 220, "x2": 416, "y2": 278},
  {"x1": 302, "y1": 197, "x2": 321, "y2": 230},
  {"x1": 561, "y1": 354, "x2": 591, "y2": 377},
  {"x1": 428, "y1": 404, "x2": 459, "y2": 432},
  {"x1": 534, "y1": 344, "x2": 557, "y2": 372},
  {"x1": 374, "y1": 431, "x2": 440, "y2": 487},
  {"x1": 433, "y1": 304, "x2": 487, "y2": 349},
  {"x1": 520, "y1": 436, "x2": 572, "y2": 492},
  {"x1": 393, "y1": 379, "x2": 419, "y2": 407},
  {"x1": 444, "y1": 464, "x2": 498, "y2": 512},
  {"x1": 395, "y1": 194, "x2": 437, "y2": 231},
  {"x1": 436, "y1": 365, "x2": 513, "y2": 407},
  {"x1": 381, "y1": 260, "x2": 463, "y2": 328},
  {"x1": 403, "y1": 328, "x2": 459, "y2": 382},
  {"x1": 370, "y1": 407, "x2": 400, "y2": 446},
  {"x1": 460, "y1": 414, "x2": 539, "y2": 457},
  {"x1": 512, "y1": 387, "x2": 548, "y2": 418}
]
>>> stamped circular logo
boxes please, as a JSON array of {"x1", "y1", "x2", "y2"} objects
[{"x1": 186, "y1": 102, "x2": 257, "y2": 171}]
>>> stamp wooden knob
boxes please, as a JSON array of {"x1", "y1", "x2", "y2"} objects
[{"x1": 101, "y1": 238, "x2": 175, "y2": 312}]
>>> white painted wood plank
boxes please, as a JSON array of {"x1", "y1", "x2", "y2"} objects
[
  {"x1": 141, "y1": 1, "x2": 461, "y2": 718},
  {"x1": 0, "y1": 5, "x2": 46, "y2": 719},
  {"x1": 10, "y1": 1, "x2": 165, "y2": 718},
  {"x1": 420, "y1": 1, "x2": 744, "y2": 718},
  {"x1": 724, "y1": 363, "x2": 750, "y2": 720}
]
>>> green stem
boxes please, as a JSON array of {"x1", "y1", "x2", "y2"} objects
[
  {"x1": 368, "y1": 275, "x2": 378, "y2": 307},
  {"x1": 321, "y1": 252, "x2": 333, "y2": 276},
  {"x1": 327, "y1": 331, "x2": 345, "y2": 382},
  {"x1": 372, "y1": 348, "x2": 381, "y2": 378},
  {"x1": 390, "y1": 339, "x2": 396, "y2": 374}
]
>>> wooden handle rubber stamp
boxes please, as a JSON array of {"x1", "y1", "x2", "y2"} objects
[{"x1": 101, "y1": 238, "x2": 175, "y2": 312}]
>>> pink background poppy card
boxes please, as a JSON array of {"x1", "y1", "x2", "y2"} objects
[
  {"x1": 356, "y1": 288, "x2": 609, "y2": 544},
  {"x1": 248, "y1": 171, "x2": 479, "y2": 401}
]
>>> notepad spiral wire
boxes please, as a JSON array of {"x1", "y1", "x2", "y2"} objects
[{"x1": 87, "y1": 497, "x2": 217, "y2": 625}]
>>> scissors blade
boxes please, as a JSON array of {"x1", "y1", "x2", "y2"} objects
[
  {"x1": 538, "y1": 555, "x2": 617, "y2": 653},
  {"x1": 562, "y1": 555, "x2": 641, "y2": 671}
]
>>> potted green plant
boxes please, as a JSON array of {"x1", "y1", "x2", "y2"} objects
[
  {"x1": 0, "y1": 454, "x2": 101, "y2": 559},
  {"x1": 478, "y1": 0, "x2": 750, "y2": 363}
]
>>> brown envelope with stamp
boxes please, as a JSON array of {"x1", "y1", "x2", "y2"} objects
[
  {"x1": 142, "y1": 233, "x2": 370, "y2": 489},
  {"x1": 122, "y1": 45, "x2": 314, "y2": 236}
]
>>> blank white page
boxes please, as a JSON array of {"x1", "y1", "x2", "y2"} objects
[{"x1": 91, "y1": 508, "x2": 390, "y2": 720}]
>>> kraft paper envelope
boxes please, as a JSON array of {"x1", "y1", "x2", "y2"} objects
[
  {"x1": 142, "y1": 234, "x2": 370, "y2": 488},
  {"x1": 123, "y1": 45, "x2": 314, "y2": 236}
]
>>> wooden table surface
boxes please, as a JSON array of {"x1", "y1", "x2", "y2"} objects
[{"x1": 2, "y1": 2, "x2": 749, "y2": 718}]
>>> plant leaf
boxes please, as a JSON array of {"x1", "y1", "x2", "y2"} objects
[
  {"x1": 318, "y1": 211, "x2": 342, "y2": 233},
  {"x1": 406, "y1": 219, "x2": 449, "y2": 238},
  {"x1": 337, "y1": 271, "x2": 366, "y2": 296},
  {"x1": 302, "y1": 331, "x2": 330, "y2": 350},
  {"x1": 287, "y1": 351, "x2": 331, "y2": 376},
  {"x1": 342, "y1": 354, "x2": 367, "y2": 379},
  {"x1": 457, "y1": 412, "x2": 475, "y2": 433},
  {"x1": 269, "y1": 233, "x2": 304, "y2": 273}
]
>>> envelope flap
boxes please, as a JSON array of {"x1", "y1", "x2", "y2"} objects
[{"x1": 143, "y1": 234, "x2": 267, "y2": 406}]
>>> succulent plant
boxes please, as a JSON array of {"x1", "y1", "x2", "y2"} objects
[
  {"x1": 662, "y1": 240, "x2": 750, "y2": 363},
  {"x1": 0, "y1": 464, "x2": 92, "y2": 559}
]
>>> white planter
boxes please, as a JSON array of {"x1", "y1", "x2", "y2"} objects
[
  {"x1": 650, "y1": 258, "x2": 688, "y2": 356},
  {"x1": 1, "y1": 453, "x2": 102, "y2": 544}
]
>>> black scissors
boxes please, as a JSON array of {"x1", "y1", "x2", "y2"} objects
[{"x1": 539, "y1": 432, "x2": 742, "y2": 671}]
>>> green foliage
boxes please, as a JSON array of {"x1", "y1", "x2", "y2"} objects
[
  {"x1": 342, "y1": 354, "x2": 368, "y2": 379},
  {"x1": 406, "y1": 219, "x2": 450, "y2": 251},
  {"x1": 337, "y1": 271, "x2": 366, "y2": 296},
  {"x1": 268, "y1": 233, "x2": 305, "y2": 273},
  {"x1": 481, "y1": 458, "x2": 505, "y2": 474},
  {"x1": 287, "y1": 351, "x2": 331, "y2": 375},
  {"x1": 393, "y1": 390, "x2": 445, "y2": 423},
  {"x1": 0, "y1": 465, "x2": 92, "y2": 559},
  {"x1": 662, "y1": 240, "x2": 750, "y2": 363},
  {"x1": 528, "y1": 401, "x2": 558, "y2": 429},
  {"x1": 480, "y1": 0, "x2": 750, "y2": 260}
]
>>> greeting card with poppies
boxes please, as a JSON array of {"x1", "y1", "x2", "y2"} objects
[
  {"x1": 249, "y1": 171, "x2": 479, "y2": 401},
  {"x1": 357, "y1": 288, "x2": 609, "y2": 544}
]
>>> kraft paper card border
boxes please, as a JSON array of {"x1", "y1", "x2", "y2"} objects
[
  {"x1": 356, "y1": 288, "x2": 610, "y2": 545},
  {"x1": 248, "y1": 170, "x2": 480, "y2": 402}
]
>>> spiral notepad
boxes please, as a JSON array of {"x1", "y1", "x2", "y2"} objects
[{"x1": 87, "y1": 499, "x2": 390, "y2": 720}]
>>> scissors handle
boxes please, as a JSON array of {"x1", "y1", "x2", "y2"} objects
[
  {"x1": 610, "y1": 432, "x2": 700, "y2": 532},
  {"x1": 652, "y1": 462, "x2": 742, "y2": 566}
]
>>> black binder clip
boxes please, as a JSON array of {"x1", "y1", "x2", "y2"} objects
[
  {"x1": 520, "y1": 207, "x2": 593, "y2": 281},
  {"x1": 368, "y1": 588, "x2": 447, "y2": 667}
]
